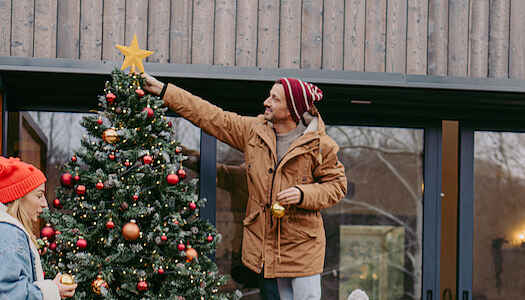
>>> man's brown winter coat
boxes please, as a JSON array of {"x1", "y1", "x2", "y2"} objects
[{"x1": 163, "y1": 84, "x2": 347, "y2": 278}]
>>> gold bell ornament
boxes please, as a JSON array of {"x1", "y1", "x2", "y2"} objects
[
  {"x1": 102, "y1": 128, "x2": 119, "y2": 144},
  {"x1": 271, "y1": 202, "x2": 286, "y2": 218},
  {"x1": 60, "y1": 274, "x2": 75, "y2": 285}
]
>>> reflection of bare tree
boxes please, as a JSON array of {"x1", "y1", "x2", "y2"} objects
[{"x1": 327, "y1": 126, "x2": 423, "y2": 300}]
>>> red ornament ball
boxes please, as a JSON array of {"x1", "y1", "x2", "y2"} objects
[
  {"x1": 40, "y1": 224, "x2": 55, "y2": 239},
  {"x1": 76, "y1": 185, "x2": 86, "y2": 195},
  {"x1": 161, "y1": 235, "x2": 168, "y2": 242},
  {"x1": 97, "y1": 118, "x2": 103, "y2": 125},
  {"x1": 61, "y1": 173, "x2": 73, "y2": 186},
  {"x1": 177, "y1": 168, "x2": 186, "y2": 179},
  {"x1": 96, "y1": 182, "x2": 104, "y2": 190},
  {"x1": 137, "y1": 280, "x2": 148, "y2": 292},
  {"x1": 106, "y1": 220, "x2": 115, "y2": 229},
  {"x1": 189, "y1": 202, "x2": 197, "y2": 210},
  {"x1": 49, "y1": 242, "x2": 57, "y2": 251},
  {"x1": 167, "y1": 121, "x2": 173, "y2": 128},
  {"x1": 143, "y1": 155, "x2": 153, "y2": 164},
  {"x1": 157, "y1": 268, "x2": 165, "y2": 275},
  {"x1": 124, "y1": 160, "x2": 131, "y2": 167},
  {"x1": 166, "y1": 174, "x2": 179, "y2": 185},
  {"x1": 71, "y1": 156, "x2": 77, "y2": 162},
  {"x1": 177, "y1": 243, "x2": 186, "y2": 251},
  {"x1": 76, "y1": 238, "x2": 87, "y2": 249},
  {"x1": 143, "y1": 107, "x2": 154, "y2": 118},
  {"x1": 74, "y1": 175, "x2": 80, "y2": 182},
  {"x1": 108, "y1": 153, "x2": 115, "y2": 160},
  {"x1": 175, "y1": 146, "x2": 182, "y2": 153},
  {"x1": 135, "y1": 89, "x2": 145, "y2": 97},
  {"x1": 53, "y1": 198, "x2": 61, "y2": 208},
  {"x1": 132, "y1": 194, "x2": 139, "y2": 201},
  {"x1": 106, "y1": 92, "x2": 116, "y2": 104},
  {"x1": 207, "y1": 235, "x2": 214, "y2": 242}
]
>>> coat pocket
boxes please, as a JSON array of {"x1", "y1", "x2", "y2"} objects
[
  {"x1": 280, "y1": 212, "x2": 321, "y2": 243},
  {"x1": 242, "y1": 209, "x2": 264, "y2": 241}
]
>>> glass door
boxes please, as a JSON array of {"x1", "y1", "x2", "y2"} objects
[
  {"x1": 458, "y1": 127, "x2": 525, "y2": 300},
  {"x1": 216, "y1": 124, "x2": 441, "y2": 300}
]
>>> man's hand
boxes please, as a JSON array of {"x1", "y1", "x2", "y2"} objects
[
  {"x1": 276, "y1": 187, "x2": 302, "y2": 206},
  {"x1": 142, "y1": 73, "x2": 164, "y2": 96}
]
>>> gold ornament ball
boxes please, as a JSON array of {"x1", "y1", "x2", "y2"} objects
[
  {"x1": 102, "y1": 128, "x2": 119, "y2": 144},
  {"x1": 122, "y1": 220, "x2": 140, "y2": 241},
  {"x1": 271, "y1": 202, "x2": 286, "y2": 218},
  {"x1": 92, "y1": 275, "x2": 109, "y2": 295},
  {"x1": 186, "y1": 247, "x2": 198, "y2": 262},
  {"x1": 60, "y1": 274, "x2": 75, "y2": 285}
]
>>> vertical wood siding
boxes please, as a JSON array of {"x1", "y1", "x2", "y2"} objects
[
  {"x1": 447, "y1": 0, "x2": 469, "y2": 77},
  {"x1": 125, "y1": 0, "x2": 148, "y2": 50},
  {"x1": 34, "y1": 0, "x2": 57, "y2": 58},
  {"x1": 468, "y1": 0, "x2": 489, "y2": 78},
  {"x1": 386, "y1": 0, "x2": 407, "y2": 73},
  {"x1": 80, "y1": 0, "x2": 102, "y2": 60},
  {"x1": 102, "y1": 0, "x2": 125, "y2": 61},
  {"x1": 148, "y1": 0, "x2": 171, "y2": 63},
  {"x1": 428, "y1": 0, "x2": 448, "y2": 76},
  {"x1": 257, "y1": 0, "x2": 280, "y2": 68},
  {"x1": 236, "y1": 0, "x2": 258, "y2": 67},
  {"x1": 1, "y1": 0, "x2": 522, "y2": 80},
  {"x1": 279, "y1": 0, "x2": 301, "y2": 68},
  {"x1": 364, "y1": 0, "x2": 387, "y2": 72},
  {"x1": 406, "y1": 0, "x2": 428, "y2": 74},
  {"x1": 510, "y1": 0, "x2": 525, "y2": 79},
  {"x1": 57, "y1": 0, "x2": 79, "y2": 59},
  {"x1": 488, "y1": 0, "x2": 510, "y2": 78},
  {"x1": 214, "y1": 0, "x2": 236, "y2": 66},
  {"x1": 322, "y1": 0, "x2": 344, "y2": 70},
  {"x1": 0, "y1": 0, "x2": 11, "y2": 56},
  {"x1": 301, "y1": 0, "x2": 323, "y2": 69},
  {"x1": 344, "y1": 0, "x2": 365, "y2": 71},
  {"x1": 192, "y1": 0, "x2": 214, "y2": 64},
  {"x1": 11, "y1": 0, "x2": 34, "y2": 57}
]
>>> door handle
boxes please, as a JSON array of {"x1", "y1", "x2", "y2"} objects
[
  {"x1": 426, "y1": 290, "x2": 432, "y2": 300},
  {"x1": 463, "y1": 290, "x2": 469, "y2": 300},
  {"x1": 443, "y1": 288, "x2": 453, "y2": 300}
]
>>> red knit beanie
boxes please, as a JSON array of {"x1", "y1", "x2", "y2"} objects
[
  {"x1": 278, "y1": 78, "x2": 323, "y2": 124},
  {"x1": 0, "y1": 157, "x2": 47, "y2": 204}
]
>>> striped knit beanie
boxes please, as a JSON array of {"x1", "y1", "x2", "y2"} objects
[
  {"x1": 278, "y1": 78, "x2": 323, "y2": 124},
  {"x1": 0, "y1": 157, "x2": 47, "y2": 204}
]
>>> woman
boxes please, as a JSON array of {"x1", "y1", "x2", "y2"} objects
[{"x1": 0, "y1": 157, "x2": 77, "y2": 299}]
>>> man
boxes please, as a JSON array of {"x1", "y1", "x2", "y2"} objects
[{"x1": 143, "y1": 75, "x2": 347, "y2": 300}]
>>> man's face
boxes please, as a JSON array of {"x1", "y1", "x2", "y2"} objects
[{"x1": 263, "y1": 83, "x2": 292, "y2": 123}]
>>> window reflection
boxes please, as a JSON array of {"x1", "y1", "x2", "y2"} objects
[
  {"x1": 215, "y1": 126, "x2": 424, "y2": 300},
  {"x1": 474, "y1": 132, "x2": 525, "y2": 300},
  {"x1": 8, "y1": 111, "x2": 200, "y2": 207}
]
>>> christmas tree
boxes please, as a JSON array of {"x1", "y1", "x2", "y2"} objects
[{"x1": 40, "y1": 38, "x2": 233, "y2": 299}]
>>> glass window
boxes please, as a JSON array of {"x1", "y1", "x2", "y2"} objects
[
  {"x1": 216, "y1": 125, "x2": 424, "y2": 300},
  {"x1": 7, "y1": 112, "x2": 200, "y2": 207},
  {"x1": 473, "y1": 131, "x2": 525, "y2": 300}
]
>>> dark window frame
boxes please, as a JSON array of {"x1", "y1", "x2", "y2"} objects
[{"x1": 4, "y1": 56, "x2": 525, "y2": 298}]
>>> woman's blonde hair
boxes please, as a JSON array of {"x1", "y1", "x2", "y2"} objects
[{"x1": 6, "y1": 198, "x2": 38, "y2": 246}]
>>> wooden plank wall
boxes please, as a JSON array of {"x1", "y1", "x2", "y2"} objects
[{"x1": 1, "y1": 0, "x2": 523, "y2": 79}]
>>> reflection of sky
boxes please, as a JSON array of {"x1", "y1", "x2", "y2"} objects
[
  {"x1": 27, "y1": 111, "x2": 201, "y2": 163},
  {"x1": 326, "y1": 126, "x2": 424, "y2": 157},
  {"x1": 475, "y1": 132, "x2": 525, "y2": 179}
]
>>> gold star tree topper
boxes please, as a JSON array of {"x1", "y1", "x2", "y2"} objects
[{"x1": 115, "y1": 34, "x2": 154, "y2": 73}]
